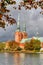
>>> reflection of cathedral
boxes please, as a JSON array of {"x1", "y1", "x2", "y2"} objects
[{"x1": 15, "y1": 15, "x2": 28, "y2": 48}]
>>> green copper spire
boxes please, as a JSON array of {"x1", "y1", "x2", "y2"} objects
[
  {"x1": 23, "y1": 22, "x2": 26, "y2": 32},
  {"x1": 16, "y1": 14, "x2": 20, "y2": 31}
]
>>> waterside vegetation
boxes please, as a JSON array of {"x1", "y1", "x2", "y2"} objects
[{"x1": 0, "y1": 39, "x2": 42, "y2": 53}]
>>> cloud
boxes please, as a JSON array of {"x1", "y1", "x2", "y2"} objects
[{"x1": 0, "y1": 0, "x2": 43, "y2": 41}]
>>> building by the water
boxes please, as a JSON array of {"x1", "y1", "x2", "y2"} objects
[
  {"x1": 5, "y1": 14, "x2": 43, "y2": 50},
  {"x1": 14, "y1": 14, "x2": 43, "y2": 49},
  {"x1": 15, "y1": 14, "x2": 28, "y2": 48}
]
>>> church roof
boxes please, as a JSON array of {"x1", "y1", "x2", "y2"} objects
[
  {"x1": 20, "y1": 37, "x2": 43, "y2": 43},
  {"x1": 20, "y1": 38, "x2": 31, "y2": 43},
  {"x1": 38, "y1": 37, "x2": 43, "y2": 42}
]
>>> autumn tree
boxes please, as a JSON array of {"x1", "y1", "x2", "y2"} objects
[
  {"x1": 0, "y1": 0, "x2": 16, "y2": 29},
  {"x1": 24, "y1": 41, "x2": 34, "y2": 50},
  {"x1": 8, "y1": 41, "x2": 19, "y2": 51},
  {"x1": 24, "y1": 38, "x2": 41, "y2": 51},
  {"x1": 24, "y1": 42, "x2": 30, "y2": 50}
]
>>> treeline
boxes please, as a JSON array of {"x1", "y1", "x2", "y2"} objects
[{"x1": 0, "y1": 39, "x2": 41, "y2": 52}]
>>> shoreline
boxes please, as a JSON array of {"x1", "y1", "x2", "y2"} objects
[{"x1": 0, "y1": 50, "x2": 43, "y2": 54}]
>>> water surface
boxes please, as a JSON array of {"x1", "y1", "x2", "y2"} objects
[{"x1": 0, "y1": 53, "x2": 43, "y2": 65}]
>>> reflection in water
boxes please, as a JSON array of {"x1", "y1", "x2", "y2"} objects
[
  {"x1": 14, "y1": 53, "x2": 20, "y2": 65},
  {"x1": 14, "y1": 53, "x2": 25, "y2": 65},
  {"x1": 0, "y1": 53, "x2": 43, "y2": 65}
]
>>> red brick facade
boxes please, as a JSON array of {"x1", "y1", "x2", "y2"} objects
[
  {"x1": 15, "y1": 32, "x2": 23, "y2": 43},
  {"x1": 15, "y1": 31, "x2": 28, "y2": 43}
]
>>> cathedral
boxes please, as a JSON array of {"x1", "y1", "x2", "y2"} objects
[
  {"x1": 15, "y1": 14, "x2": 28, "y2": 48},
  {"x1": 5, "y1": 14, "x2": 28, "y2": 49}
]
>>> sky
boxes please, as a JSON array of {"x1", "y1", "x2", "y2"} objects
[{"x1": 0, "y1": 0, "x2": 43, "y2": 42}]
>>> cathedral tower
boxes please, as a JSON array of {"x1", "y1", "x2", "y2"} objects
[
  {"x1": 19, "y1": 23, "x2": 28, "y2": 49},
  {"x1": 22, "y1": 23, "x2": 28, "y2": 39},
  {"x1": 16, "y1": 14, "x2": 20, "y2": 32},
  {"x1": 15, "y1": 14, "x2": 23, "y2": 43}
]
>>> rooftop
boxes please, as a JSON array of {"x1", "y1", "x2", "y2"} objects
[{"x1": 20, "y1": 37, "x2": 43, "y2": 43}]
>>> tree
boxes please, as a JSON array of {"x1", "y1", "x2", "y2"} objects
[
  {"x1": 8, "y1": 41, "x2": 19, "y2": 51},
  {"x1": 24, "y1": 39, "x2": 41, "y2": 51},
  {"x1": 33, "y1": 39, "x2": 41, "y2": 51},
  {"x1": 0, "y1": 0, "x2": 16, "y2": 29},
  {"x1": 30, "y1": 39, "x2": 41, "y2": 51},
  {"x1": 24, "y1": 42, "x2": 30, "y2": 50}
]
